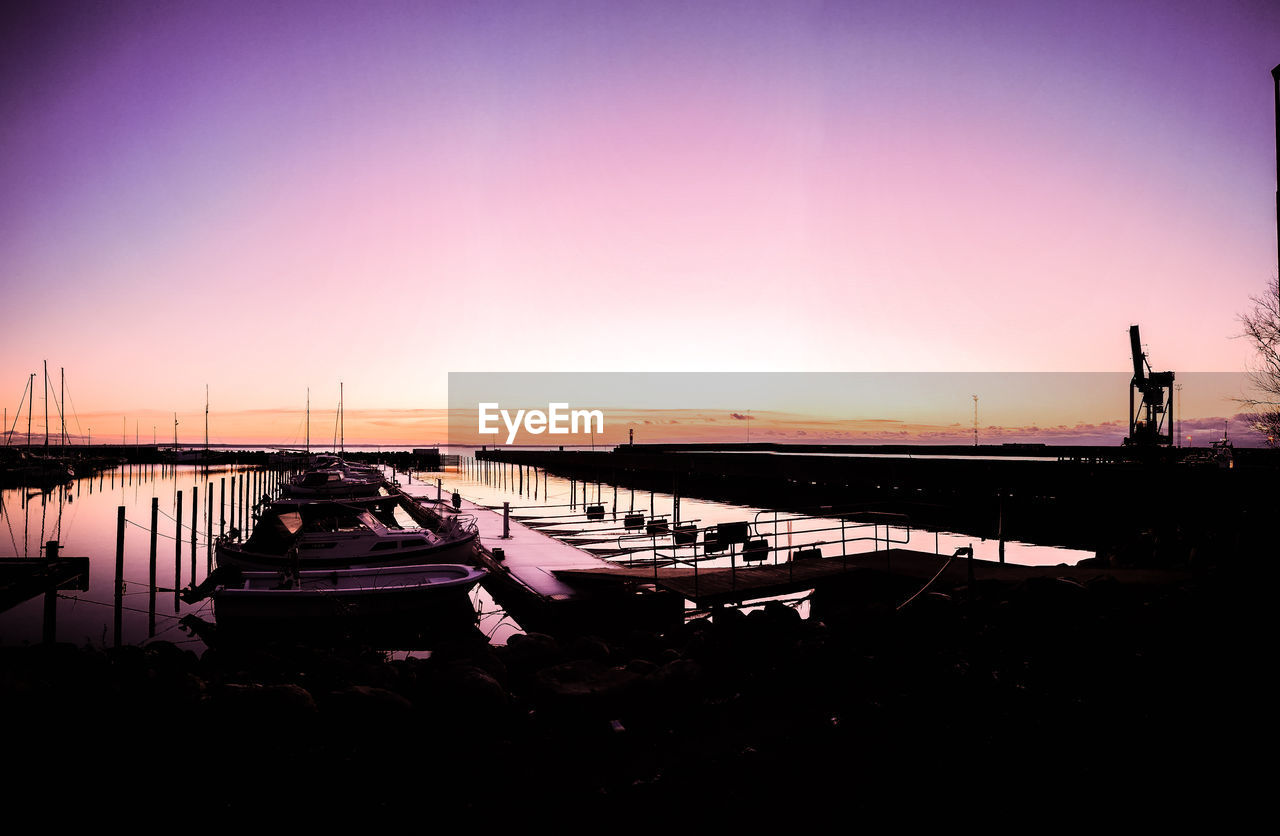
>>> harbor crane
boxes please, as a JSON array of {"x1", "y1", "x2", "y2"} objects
[{"x1": 1124, "y1": 324, "x2": 1175, "y2": 447}]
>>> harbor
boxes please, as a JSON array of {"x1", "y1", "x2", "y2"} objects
[
  {"x1": 4, "y1": 1, "x2": 1279, "y2": 824},
  {"x1": 1, "y1": 445, "x2": 1268, "y2": 822}
]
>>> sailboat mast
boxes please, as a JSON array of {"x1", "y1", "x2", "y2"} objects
[
  {"x1": 205, "y1": 384, "x2": 209, "y2": 456},
  {"x1": 306, "y1": 387, "x2": 310, "y2": 455},
  {"x1": 26, "y1": 372, "x2": 34, "y2": 448},
  {"x1": 43, "y1": 360, "x2": 48, "y2": 448},
  {"x1": 60, "y1": 367, "x2": 65, "y2": 447},
  {"x1": 340, "y1": 381, "x2": 344, "y2": 455}
]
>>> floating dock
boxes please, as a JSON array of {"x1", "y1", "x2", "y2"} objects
[
  {"x1": 392, "y1": 479, "x2": 685, "y2": 635},
  {"x1": 0, "y1": 557, "x2": 90, "y2": 614},
  {"x1": 391, "y1": 473, "x2": 1194, "y2": 637}
]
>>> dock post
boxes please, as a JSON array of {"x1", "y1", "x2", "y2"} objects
[
  {"x1": 114, "y1": 505, "x2": 125, "y2": 648},
  {"x1": 175, "y1": 490, "x2": 183, "y2": 613},
  {"x1": 219, "y1": 478, "x2": 226, "y2": 538},
  {"x1": 207, "y1": 483, "x2": 213, "y2": 571},
  {"x1": 230, "y1": 475, "x2": 236, "y2": 537},
  {"x1": 503, "y1": 502, "x2": 510, "y2": 539},
  {"x1": 437, "y1": 478, "x2": 442, "y2": 504},
  {"x1": 191, "y1": 484, "x2": 198, "y2": 587},
  {"x1": 841, "y1": 517, "x2": 848, "y2": 571},
  {"x1": 519, "y1": 465, "x2": 523, "y2": 495},
  {"x1": 149, "y1": 497, "x2": 158, "y2": 637},
  {"x1": 998, "y1": 492, "x2": 1005, "y2": 564}
]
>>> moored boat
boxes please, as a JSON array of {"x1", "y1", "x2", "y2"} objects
[
  {"x1": 209, "y1": 563, "x2": 487, "y2": 643},
  {"x1": 281, "y1": 456, "x2": 386, "y2": 499},
  {"x1": 216, "y1": 495, "x2": 479, "y2": 571}
]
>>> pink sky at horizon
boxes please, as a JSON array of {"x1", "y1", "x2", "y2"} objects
[{"x1": 2, "y1": 2, "x2": 1279, "y2": 442}]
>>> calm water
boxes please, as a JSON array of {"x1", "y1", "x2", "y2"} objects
[{"x1": 0, "y1": 450, "x2": 1091, "y2": 649}]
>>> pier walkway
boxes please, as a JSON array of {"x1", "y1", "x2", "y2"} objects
[
  {"x1": 392, "y1": 476, "x2": 684, "y2": 634},
  {"x1": 389, "y1": 471, "x2": 1188, "y2": 634}
]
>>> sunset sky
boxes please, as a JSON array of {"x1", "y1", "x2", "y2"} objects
[{"x1": 2, "y1": 1, "x2": 1278, "y2": 445}]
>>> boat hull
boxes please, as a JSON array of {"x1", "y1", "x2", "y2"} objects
[{"x1": 212, "y1": 564, "x2": 487, "y2": 645}]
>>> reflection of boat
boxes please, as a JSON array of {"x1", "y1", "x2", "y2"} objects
[
  {"x1": 210, "y1": 563, "x2": 486, "y2": 642},
  {"x1": 215, "y1": 495, "x2": 479, "y2": 571}
]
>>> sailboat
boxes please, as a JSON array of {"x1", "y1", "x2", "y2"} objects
[{"x1": 1, "y1": 364, "x2": 74, "y2": 489}]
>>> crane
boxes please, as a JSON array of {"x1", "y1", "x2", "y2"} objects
[{"x1": 1123, "y1": 324, "x2": 1175, "y2": 447}]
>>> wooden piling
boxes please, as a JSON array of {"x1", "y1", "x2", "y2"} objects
[
  {"x1": 219, "y1": 478, "x2": 225, "y2": 537},
  {"x1": 175, "y1": 490, "x2": 183, "y2": 612},
  {"x1": 114, "y1": 505, "x2": 124, "y2": 648},
  {"x1": 149, "y1": 496, "x2": 158, "y2": 637},
  {"x1": 191, "y1": 484, "x2": 198, "y2": 588},
  {"x1": 207, "y1": 482, "x2": 213, "y2": 571}
]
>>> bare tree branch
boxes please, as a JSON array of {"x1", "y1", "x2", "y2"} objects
[{"x1": 1237, "y1": 281, "x2": 1280, "y2": 445}]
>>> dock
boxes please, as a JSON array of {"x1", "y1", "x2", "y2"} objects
[
  {"x1": 392, "y1": 479, "x2": 685, "y2": 635},
  {"x1": 391, "y1": 471, "x2": 1195, "y2": 638},
  {"x1": 555, "y1": 547, "x2": 1190, "y2": 608},
  {"x1": 0, "y1": 557, "x2": 90, "y2": 614}
]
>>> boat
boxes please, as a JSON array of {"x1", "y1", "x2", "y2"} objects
[
  {"x1": 0, "y1": 450, "x2": 74, "y2": 489},
  {"x1": 209, "y1": 563, "x2": 487, "y2": 642},
  {"x1": 215, "y1": 494, "x2": 479, "y2": 571},
  {"x1": 280, "y1": 456, "x2": 386, "y2": 499}
]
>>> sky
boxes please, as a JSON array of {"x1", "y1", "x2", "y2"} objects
[{"x1": 2, "y1": 1, "x2": 1278, "y2": 445}]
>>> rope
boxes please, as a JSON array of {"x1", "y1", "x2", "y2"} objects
[{"x1": 895, "y1": 554, "x2": 956, "y2": 611}]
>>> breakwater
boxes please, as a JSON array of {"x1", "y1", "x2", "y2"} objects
[{"x1": 475, "y1": 444, "x2": 1280, "y2": 562}]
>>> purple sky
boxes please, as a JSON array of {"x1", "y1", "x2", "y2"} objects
[{"x1": 2, "y1": 1, "x2": 1278, "y2": 443}]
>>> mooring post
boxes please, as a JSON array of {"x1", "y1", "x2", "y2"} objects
[
  {"x1": 206, "y1": 483, "x2": 213, "y2": 571},
  {"x1": 191, "y1": 484, "x2": 198, "y2": 589},
  {"x1": 503, "y1": 502, "x2": 510, "y2": 539},
  {"x1": 998, "y1": 491, "x2": 1006, "y2": 564},
  {"x1": 148, "y1": 496, "x2": 159, "y2": 633},
  {"x1": 219, "y1": 478, "x2": 226, "y2": 537},
  {"x1": 114, "y1": 505, "x2": 125, "y2": 648},
  {"x1": 437, "y1": 478, "x2": 442, "y2": 504},
  {"x1": 230, "y1": 475, "x2": 236, "y2": 537},
  {"x1": 175, "y1": 490, "x2": 183, "y2": 612}
]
